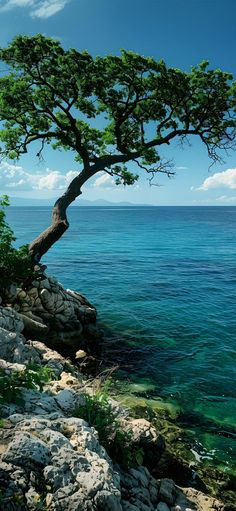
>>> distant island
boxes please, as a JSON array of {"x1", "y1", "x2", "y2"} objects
[{"x1": 9, "y1": 197, "x2": 153, "y2": 207}]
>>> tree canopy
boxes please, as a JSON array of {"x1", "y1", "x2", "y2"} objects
[{"x1": 0, "y1": 34, "x2": 236, "y2": 260}]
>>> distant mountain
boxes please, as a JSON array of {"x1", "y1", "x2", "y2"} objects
[{"x1": 9, "y1": 197, "x2": 153, "y2": 207}]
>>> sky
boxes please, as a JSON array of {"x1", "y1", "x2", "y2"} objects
[{"x1": 0, "y1": 0, "x2": 236, "y2": 205}]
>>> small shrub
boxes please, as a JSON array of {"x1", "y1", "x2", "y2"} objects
[
  {"x1": 20, "y1": 364, "x2": 56, "y2": 392},
  {"x1": 76, "y1": 381, "x2": 144, "y2": 469},
  {"x1": 78, "y1": 381, "x2": 118, "y2": 445},
  {"x1": 0, "y1": 195, "x2": 35, "y2": 294},
  {"x1": 0, "y1": 365, "x2": 55, "y2": 405}
]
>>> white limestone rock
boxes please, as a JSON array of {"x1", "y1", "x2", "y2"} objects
[
  {"x1": 126, "y1": 418, "x2": 162, "y2": 446},
  {"x1": 12, "y1": 274, "x2": 99, "y2": 346},
  {"x1": 0, "y1": 358, "x2": 26, "y2": 372},
  {"x1": 20, "y1": 388, "x2": 60, "y2": 415},
  {"x1": 175, "y1": 487, "x2": 225, "y2": 511},
  {"x1": 8, "y1": 413, "x2": 61, "y2": 427},
  {"x1": 54, "y1": 388, "x2": 82, "y2": 413},
  {"x1": 0, "y1": 414, "x2": 122, "y2": 511},
  {"x1": 11, "y1": 339, "x2": 42, "y2": 366},
  {"x1": 25, "y1": 487, "x2": 42, "y2": 508},
  {"x1": 41, "y1": 428, "x2": 73, "y2": 455},
  {"x1": 0, "y1": 326, "x2": 46, "y2": 369},
  {"x1": 0, "y1": 306, "x2": 24, "y2": 333},
  {"x1": 75, "y1": 349, "x2": 87, "y2": 359},
  {"x1": 0, "y1": 327, "x2": 24, "y2": 361},
  {"x1": 2, "y1": 432, "x2": 51, "y2": 467}
]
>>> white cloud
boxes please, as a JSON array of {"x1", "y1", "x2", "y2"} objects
[
  {"x1": 92, "y1": 173, "x2": 115, "y2": 188},
  {"x1": 38, "y1": 170, "x2": 66, "y2": 190},
  {"x1": 0, "y1": 161, "x2": 33, "y2": 190},
  {"x1": 176, "y1": 166, "x2": 188, "y2": 170},
  {"x1": 38, "y1": 169, "x2": 78, "y2": 189},
  {"x1": 0, "y1": 161, "x2": 78, "y2": 191},
  {"x1": 215, "y1": 195, "x2": 236, "y2": 203},
  {"x1": 31, "y1": 0, "x2": 69, "y2": 18},
  {"x1": 198, "y1": 168, "x2": 236, "y2": 191},
  {"x1": 0, "y1": 0, "x2": 34, "y2": 10},
  {"x1": 0, "y1": 0, "x2": 70, "y2": 17}
]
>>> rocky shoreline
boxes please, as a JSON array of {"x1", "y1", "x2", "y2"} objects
[{"x1": 0, "y1": 274, "x2": 233, "y2": 510}]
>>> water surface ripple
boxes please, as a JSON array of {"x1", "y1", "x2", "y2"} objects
[{"x1": 7, "y1": 206, "x2": 236, "y2": 469}]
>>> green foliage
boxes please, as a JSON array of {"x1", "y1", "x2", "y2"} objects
[
  {"x1": 29, "y1": 495, "x2": 48, "y2": 510},
  {"x1": 76, "y1": 382, "x2": 144, "y2": 469},
  {"x1": 0, "y1": 34, "x2": 235, "y2": 189},
  {"x1": 0, "y1": 195, "x2": 35, "y2": 293},
  {"x1": 78, "y1": 382, "x2": 118, "y2": 445},
  {"x1": 113, "y1": 166, "x2": 139, "y2": 186},
  {"x1": 0, "y1": 365, "x2": 55, "y2": 405}
]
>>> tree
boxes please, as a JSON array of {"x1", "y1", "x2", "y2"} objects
[{"x1": 0, "y1": 34, "x2": 235, "y2": 262}]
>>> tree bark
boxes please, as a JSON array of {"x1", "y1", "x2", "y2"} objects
[
  {"x1": 28, "y1": 166, "x2": 97, "y2": 262},
  {"x1": 28, "y1": 153, "x2": 140, "y2": 262}
]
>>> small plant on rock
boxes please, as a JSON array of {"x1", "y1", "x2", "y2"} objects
[
  {"x1": 0, "y1": 365, "x2": 55, "y2": 405},
  {"x1": 78, "y1": 380, "x2": 118, "y2": 445},
  {"x1": 76, "y1": 381, "x2": 144, "y2": 469}
]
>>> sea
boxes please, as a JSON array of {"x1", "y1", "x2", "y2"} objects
[{"x1": 6, "y1": 205, "x2": 236, "y2": 473}]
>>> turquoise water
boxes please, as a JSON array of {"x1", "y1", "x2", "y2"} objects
[{"x1": 6, "y1": 206, "x2": 236, "y2": 470}]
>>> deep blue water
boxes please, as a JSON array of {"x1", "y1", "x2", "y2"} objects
[{"x1": 6, "y1": 206, "x2": 236, "y2": 470}]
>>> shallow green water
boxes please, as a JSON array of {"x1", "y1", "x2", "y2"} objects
[{"x1": 7, "y1": 205, "x2": 236, "y2": 471}]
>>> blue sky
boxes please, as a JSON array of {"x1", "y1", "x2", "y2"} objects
[{"x1": 0, "y1": 0, "x2": 236, "y2": 205}]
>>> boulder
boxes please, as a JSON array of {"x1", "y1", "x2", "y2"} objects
[
  {"x1": 0, "y1": 414, "x2": 122, "y2": 511},
  {"x1": 12, "y1": 274, "x2": 100, "y2": 347},
  {"x1": 124, "y1": 418, "x2": 165, "y2": 470},
  {"x1": 156, "y1": 503, "x2": 170, "y2": 511},
  {"x1": 2, "y1": 432, "x2": 51, "y2": 467},
  {"x1": 158, "y1": 479, "x2": 176, "y2": 506},
  {"x1": 0, "y1": 306, "x2": 24, "y2": 333}
]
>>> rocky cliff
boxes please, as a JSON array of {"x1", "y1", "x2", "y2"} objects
[{"x1": 0, "y1": 276, "x2": 225, "y2": 511}]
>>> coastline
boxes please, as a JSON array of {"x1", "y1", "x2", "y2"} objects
[{"x1": 0, "y1": 274, "x2": 235, "y2": 510}]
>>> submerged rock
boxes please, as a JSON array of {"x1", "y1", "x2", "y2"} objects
[{"x1": 0, "y1": 279, "x2": 228, "y2": 511}]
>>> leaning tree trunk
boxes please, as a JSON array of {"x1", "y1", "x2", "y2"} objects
[{"x1": 28, "y1": 166, "x2": 97, "y2": 262}]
